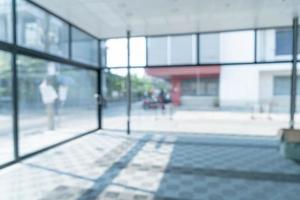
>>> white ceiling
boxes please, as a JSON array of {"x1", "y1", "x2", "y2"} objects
[{"x1": 32, "y1": 0, "x2": 300, "y2": 38}]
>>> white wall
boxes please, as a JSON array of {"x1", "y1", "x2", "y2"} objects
[
  {"x1": 220, "y1": 65, "x2": 259, "y2": 108},
  {"x1": 220, "y1": 31, "x2": 255, "y2": 63},
  {"x1": 218, "y1": 28, "x2": 295, "y2": 111},
  {"x1": 220, "y1": 63, "x2": 292, "y2": 111}
]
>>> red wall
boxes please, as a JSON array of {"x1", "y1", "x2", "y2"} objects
[
  {"x1": 145, "y1": 66, "x2": 221, "y2": 106},
  {"x1": 171, "y1": 77, "x2": 181, "y2": 105}
]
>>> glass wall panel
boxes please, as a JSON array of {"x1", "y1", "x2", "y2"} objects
[
  {"x1": 256, "y1": 28, "x2": 299, "y2": 62},
  {"x1": 199, "y1": 33, "x2": 220, "y2": 63},
  {"x1": 131, "y1": 64, "x2": 290, "y2": 136},
  {"x1": 105, "y1": 38, "x2": 127, "y2": 67},
  {"x1": 130, "y1": 37, "x2": 146, "y2": 67},
  {"x1": 294, "y1": 63, "x2": 300, "y2": 128},
  {"x1": 47, "y1": 16, "x2": 69, "y2": 58},
  {"x1": 102, "y1": 68, "x2": 127, "y2": 130},
  {"x1": 0, "y1": 0, "x2": 12, "y2": 42},
  {"x1": 219, "y1": 31, "x2": 255, "y2": 63},
  {"x1": 17, "y1": 0, "x2": 69, "y2": 57},
  {"x1": 17, "y1": 55, "x2": 98, "y2": 155},
  {"x1": 170, "y1": 35, "x2": 197, "y2": 65},
  {"x1": 147, "y1": 37, "x2": 168, "y2": 66},
  {"x1": 200, "y1": 31, "x2": 255, "y2": 64},
  {"x1": 104, "y1": 37, "x2": 146, "y2": 67},
  {"x1": 100, "y1": 41, "x2": 107, "y2": 67},
  {"x1": 0, "y1": 51, "x2": 13, "y2": 164},
  {"x1": 17, "y1": 0, "x2": 47, "y2": 51},
  {"x1": 71, "y1": 28, "x2": 98, "y2": 66}
]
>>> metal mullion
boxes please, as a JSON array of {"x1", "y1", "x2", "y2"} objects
[
  {"x1": 145, "y1": 36, "x2": 148, "y2": 66},
  {"x1": 127, "y1": 31, "x2": 131, "y2": 135},
  {"x1": 0, "y1": 41, "x2": 14, "y2": 52},
  {"x1": 197, "y1": 33, "x2": 200, "y2": 65},
  {"x1": 254, "y1": 29, "x2": 257, "y2": 63},
  {"x1": 69, "y1": 24, "x2": 72, "y2": 59},
  {"x1": 97, "y1": 40, "x2": 102, "y2": 129},
  {"x1": 12, "y1": 0, "x2": 19, "y2": 160},
  {"x1": 15, "y1": 46, "x2": 99, "y2": 70},
  {"x1": 290, "y1": 17, "x2": 299, "y2": 129},
  {"x1": 101, "y1": 25, "x2": 292, "y2": 40}
]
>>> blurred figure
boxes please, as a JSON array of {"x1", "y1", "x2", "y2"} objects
[{"x1": 158, "y1": 89, "x2": 166, "y2": 111}]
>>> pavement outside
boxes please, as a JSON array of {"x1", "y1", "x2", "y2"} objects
[
  {"x1": 0, "y1": 102, "x2": 297, "y2": 165},
  {"x1": 0, "y1": 130, "x2": 300, "y2": 200},
  {"x1": 103, "y1": 102, "x2": 292, "y2": 136}
]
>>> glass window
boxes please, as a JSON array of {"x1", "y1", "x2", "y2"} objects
[
  {"x1": 274, "y1": 76, "x2": 291, "y2": 96},
  {"x1": 47, "y1": 16, "x2": 69, "y2": 58},
  {"x1": 148, "y1": 35, "x2": 197, "y2": 66},
  {"x1": 17, "y1": 0, "x2": 69, "y2": 57},
  {"x1": 295, "y1": 63, "x2": 300, "y2": 128},
  {"x1": 105, "y1": 38, "x2": 127, "y2": 67},
  {"x1": 219, "y1": 31, "x2": 255, "y2": 63},
  {"x1": 130, "y1": 37, "x2": 146, "y2": 67},
  {"x1": 170, "y1": 35, "x2": 197, "y2": 65},
  {"x1": 17, "y1": 0, "x2": 47, "y2": 51},
  {"x1": 0, "y1": 51, "x2": 13, "y2": 164},
  {"x1": 17, "y1": 55, "x2": 98, "y2": 155},
  {"x1": 100, "y1": 40, "x2": 107, "y2": 67},
  {"x1": 273, "y1": 76, "x2": 300, "y2": 96},
  {"x1": 102, "y1": 68, "x2": 127, "y2": 130},
  {"x1": 147, "y1": 36, "x2": 168, "y2": 66},
  {"x1": 182, "y1": 78, "x2": 219, "y2": 96},
  {"x1": 71, "y1": 28, "x2": 98, "y2": 66},
  {"x1": 200, "y1": 31, "x2": 255, "y2": 63},
  {"x1": 275, "y1": 29, "x2": 292, "y2": 56},
  {"x1": 256, "y1": 28, "x2": 299, "y2": 62},
  {"x1": 0, "y1": 0, "x2": 12, "y2": 42},
  {"x1": 199, "y1": 33, "x2": 220, "y2": 63}
]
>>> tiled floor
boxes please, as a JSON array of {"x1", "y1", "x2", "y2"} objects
[{"x1": 0, "y1": 131, "x2": 300, "y2": 200}]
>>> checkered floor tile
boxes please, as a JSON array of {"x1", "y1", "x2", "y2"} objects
[{"x1": 0, "y1": 131, "x2": 299, "y2": 200}]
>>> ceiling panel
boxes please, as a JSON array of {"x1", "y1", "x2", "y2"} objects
[{"x1": 31, "y1": 0, "x2": 300, "y2": 38}]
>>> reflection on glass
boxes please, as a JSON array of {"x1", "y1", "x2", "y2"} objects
[
  {"x1": 130, "y1": 64, "x2": 290, "y2": 136},
  {"x1": 17, "y1": 0, "x2": 69, "y2": 57},
  {"x1": 0, "y1": 0, "x2": 12, "y2": 42},
  {"x1": 17, "y1": 55, "x2": 98, "y2": 155},
  {"x1": 17, "y1": 0, "x2": 47, "y2": 51},
  {"x1": 200, "y1": 31, "x2": 254, "y2": 63},
  {"x1": 0, "y1": 51, "x2": 13, "y2": 164},
  {"x1": 170, "y1": 35, "x2": 197, "y2": 65},
  {"x1": 47, "y1": 16, "x2": 69, "y2": 58},
  {"x1": 72, "y1": 28, "x2": 98, "y2": 65},
  {"x1": 199, "y1": 33, "x2": 220, "y2": 63},
  {"x1": 219, "y1": 31, "x2": 254, "y2": 63},
  {"x1": 148, "y1": 37, "x2": 168, "y2": 66},
  {"x1": 102, "y1": 68, "x2": 127, "y2": 130}
]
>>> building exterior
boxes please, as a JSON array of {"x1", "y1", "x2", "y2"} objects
[
  {"x1": 146, "y1": 28, "x2": 298, "y2": 112},
  {"x1": 145, "y1": 66, "x2": 220, "y2": 107}
]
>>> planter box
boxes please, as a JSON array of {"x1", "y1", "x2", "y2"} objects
[{"x1": 279, "y1": 129, "x2": 300, "y2": 160}]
